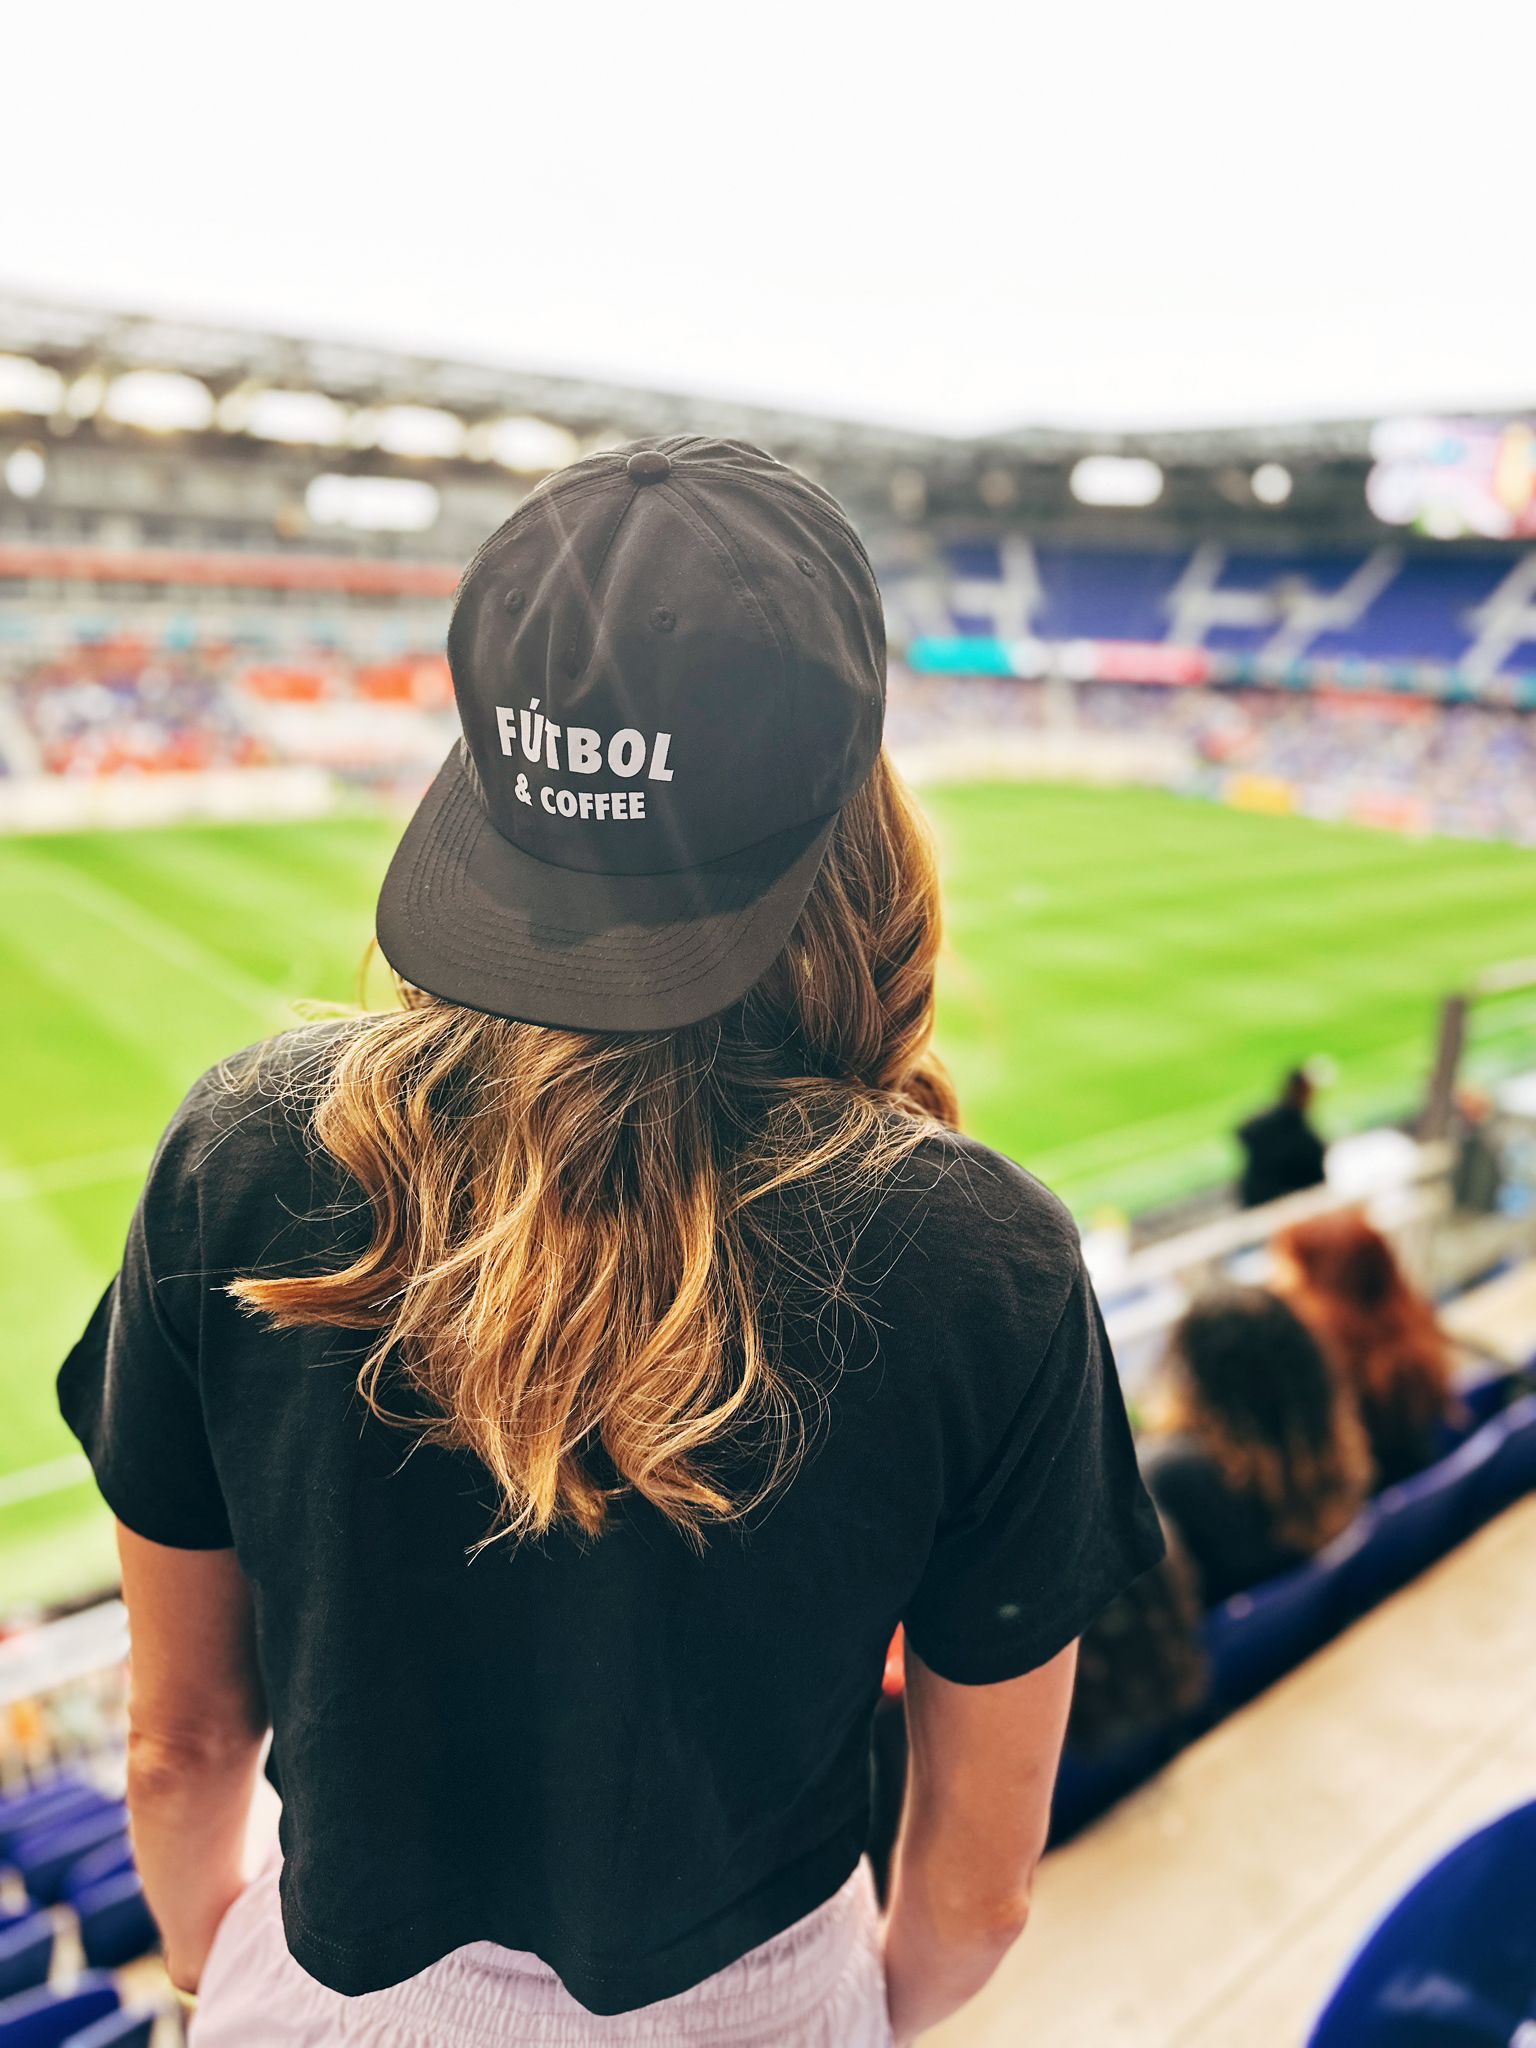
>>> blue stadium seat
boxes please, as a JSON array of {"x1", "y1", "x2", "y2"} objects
[
  {"x1": 0, "y1": 1784, "x2": 107, "y2": 1860},
  {"x1": 1333, "y1": 1426, "x2": 1501, "y2": 1621},
  {"x1": 1434, "y1": 1370, "x2": 1518, "y2": 1455},
  {"x1": 12, "y1": 1810, "x2": 128, "y2": 1907},
  {"x1": 0, "y1": 1918, "x2": 53, "y2": 2003},
  {"x1": 75, "y1": 1873, "x2": 159, "y2": 1971},
  {"x1": 1467, "y1": 1393, "x2": 1536, "y2": 1522},
  {"x1": 60, "y1": 1840, "x2": 136, "y2": 1906},
  {"x1": 0, "y1": 1977, "x2": 118, "y2": 2048},
  {"x1": 1049, "y1": 1725, "x2": 1177, "y2": 1845},
  {"x1": 63, "y1": 2013, "x2": 157, "y2": 2048},
  {"x1": 1308, "y1": 1799, "x2": 1536, "y2": 2045},
  {"x1": 1461, "y1": 1370, "x2": 1519, "y2": 1428},
  {"x1": 1201, "y1": 1526, "x2": 1363, "y2": 1717}
]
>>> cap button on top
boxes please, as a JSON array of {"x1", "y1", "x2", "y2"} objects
[{"x1": 626, "y1": 449, "x2": 672, "y2": 484}]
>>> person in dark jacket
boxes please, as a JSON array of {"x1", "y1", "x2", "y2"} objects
[{"x1": 1236, "y1": 1065, "x2": 1327, "y2": 1208}]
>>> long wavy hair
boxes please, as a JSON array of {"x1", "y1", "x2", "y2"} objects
[
  {"x1": 1276, "y1": 1212, "x2": 1455, "y2": 1478},
  {"x1": 1162, "y1": 1287, "x2": 1372, "y2": 1551},
  {"x1": 231, "y1": 752, "x2": 957, "y2": 1546}
]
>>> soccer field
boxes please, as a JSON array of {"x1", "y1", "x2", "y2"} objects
[{"x1": 4, "y1": 782, "x2": 1535, "y2": 1607}]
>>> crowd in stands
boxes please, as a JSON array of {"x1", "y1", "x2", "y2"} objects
[
  {"x1": 2, "y1": 630, "x2": 1531, "y2": 844},
  {"x1": 865, "y1": 1181, "x2": 1526, "y2": 1878},
  {"x1": 1, "y1": 646, "x2": 452, "y2": 782},
  {"x1": 1068, "y1": 1211, "x2": 1466, "y2": 1757},
  {"x1": 7, "y1": 650, "x2": 265, "y2": 778},
  {"x1": 885, "y1": 670, "x2": 1536, "y2": 843}
]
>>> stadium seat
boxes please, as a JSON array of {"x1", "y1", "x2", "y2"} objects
[
  {"x1": 1308, "y1": 1799, "x2": 1536, "y2": 2045},
  {"x1": 0, "y1": 1783, "x2": 107, "y2": 1859},
  {"x1": 1434, "y1": 1369, "x2": 1517, "y2": 1455},
  {"x1": 1467, "y1": 1393, "x2": 1536, "y2": 1522},
  {"x1": 75, "y1": 1873, "x2": 159, "y2": 1971},
  {"x1": 1049, "y1": 1726, "x2": 1176, "y2": 1846},
  {"x1": 1333, "y1": 1427, "x2": 1501, "y2": 1621},
  {"x1": 60, "y1": 1840, "x2": 136, "y2": 1906},
  {"x1": 62, "y1": 2013, "x2": 157, "y2": 2048},
  {"x1": 0, "y1": 1917, "x2": 53, "y2": 2003},
  {"x1": 1201, "y1": 1529, "x2": 1362, "y2": 1718},
  {"x1": 12, "y1": 1809, "x2": 128, "y2": 1907},
  {"x1": 0, "y1": 1976, "x2": 118, "y2": 2048}
]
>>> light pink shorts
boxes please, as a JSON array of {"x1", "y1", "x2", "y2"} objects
[{"x1": 191, "y1": 1848, "x2": 893, "y2": 2047}]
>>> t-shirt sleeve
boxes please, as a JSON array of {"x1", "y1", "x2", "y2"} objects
[
  {"x1": 904, "y1": 1255, "x2": 1165, "y2": 1685},
  {"x1": 56, "y1": 1096, "x2": 233, "y2": 1550}
]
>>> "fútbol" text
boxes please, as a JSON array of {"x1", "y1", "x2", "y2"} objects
[{"x1": 496, "y1": 699, "x2": 675, "y2": 781}]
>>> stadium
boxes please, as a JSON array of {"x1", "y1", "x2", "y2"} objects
[{"x1": 2, "y1": 283, "x2": 1535, "y2": 2046}]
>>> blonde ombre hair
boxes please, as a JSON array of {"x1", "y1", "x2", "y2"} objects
[{"x1": 232, "y1": 752, "x2": 957, "y2": 1546}]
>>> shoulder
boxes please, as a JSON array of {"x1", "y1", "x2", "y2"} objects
[
  {"x1": 872, "y1": 1124, "x2": 1084, "y2": 1330},
  {"x1": 148, "y1": 1017, "x2": 364, "y2": 1205}
]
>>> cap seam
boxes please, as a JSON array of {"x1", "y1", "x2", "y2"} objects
[{"x1": 557, "y1": 477, "x2": 642, "y2": 683}]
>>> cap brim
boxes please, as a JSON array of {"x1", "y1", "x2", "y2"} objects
[{"x1": 376, "y1": 746, "x2": 838, "y2": 1032}]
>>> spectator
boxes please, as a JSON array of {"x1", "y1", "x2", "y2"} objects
[
  {"x1": 1236, "y1": 1065, "x2": 1328, "y2": 1208},
  {"x1": 1274, "y1": 1212, "x2": 1459, "y2": 1487},
  {"x1": 1141, "y1": 1288, "x2": 1372, "y2": 1605},
  {"x1": 1450, "y1": 1087, "x2": 1503, "y2": 1216},
  {"x1": 1065, "y1": 1521, "x2": 1208, "y2": 1757}
]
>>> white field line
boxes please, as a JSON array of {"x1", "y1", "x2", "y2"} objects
[
  {"x1": 2, "y1": 862, "x2": 281, "y2": 1020},
  {"x1": 0, "y1": 1144, "x2": 151, "y2": 1201},
  {"x1": 0, "y1": 1454, "x2": 92, "y2": 1511}
]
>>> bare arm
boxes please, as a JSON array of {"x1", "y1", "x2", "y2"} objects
[
  {"x1": 882, "y1": 1640, "x2": 1076, "y2": 2045},
  {"x1": 116, "y1": 1524, "x2": 269, "y2": 1993}
]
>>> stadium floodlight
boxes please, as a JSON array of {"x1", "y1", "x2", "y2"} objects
[
  {"x1": 1069, "y1": 455, "x2": 1162, "y2": 508},
  {"x1": 305, "y1": 473, "x2": 440, "y2": 533},
  {"x1": 1251, "y1": 462, "x2": 1293, "y2": 505},
  {"x1": 482, "y1": 416, "x2": 580, "y2": 473},
  {"x1": 375, "y1": 405, "x2": 466, "y2": 460},
  {"x1": 3, "y1": 447, "x2": 45, "y2": 498},
  {"x1": 0, "y1": 356, "x2": 64, "y2": 416},
  {"x1": 242, "y1": 388, "x2": 349, "y2": 446},
  {"x1": 64, "y1": 373, "x2": 105, "y2": 419},
  {"x1": 103, "y1": 370, "x2": 216, "y2": 433}
]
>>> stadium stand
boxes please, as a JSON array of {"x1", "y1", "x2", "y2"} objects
[
  {"x1": 0, "y1": 1771, "x2": 165, "y2": 2047},
  {"x1": 903, "y1": 537, "x2": 1536, "y2": 687}
]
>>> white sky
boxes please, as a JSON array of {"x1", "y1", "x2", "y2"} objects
[{"x1": 4, "y1": 0, "x2": 1533, "y2": 435}]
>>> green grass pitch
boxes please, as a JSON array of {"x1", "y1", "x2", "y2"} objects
[{"x1": 3, "y1": 782, "x2": 1534, "y2": 1608}]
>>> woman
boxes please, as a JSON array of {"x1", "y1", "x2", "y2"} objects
[
  {"x1": 1141, "y1": 1287, "x2": 1371, "y2": 1606},
  {"x1": 1275, "y1": 1211, "x2": 1459, "y2": 1487},
  {"x1": 1064, "y1": 1520, "x2": 1207, "y2": 1757},
  {"x1": 59, "y1": 436, "x2": 1161, "y2": 2046}
]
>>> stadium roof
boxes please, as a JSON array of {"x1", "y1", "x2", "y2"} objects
[
  {"x1": 0, "y1": 288, "x2": 960, "y2": 471},
  {"x1": 0, "y1": 288, "x2": 1467, "y2": 472}
]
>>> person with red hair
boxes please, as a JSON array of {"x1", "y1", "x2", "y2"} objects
[{"x1": 1274, "y1": 1212, "x2": 1458, "y2": 1488}]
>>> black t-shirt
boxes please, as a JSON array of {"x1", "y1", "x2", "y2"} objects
[
  {"x1": 1139, "y1": 1433, "x2": 1308, "y2": 1607},
  {"x1": 58, "y1": 1025, "x2": 1162, "y2": 2016}
]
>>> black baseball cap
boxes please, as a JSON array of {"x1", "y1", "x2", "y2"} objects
[{"x1": 377, "y1": 434, "x2": 886, "y2": 1031}]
